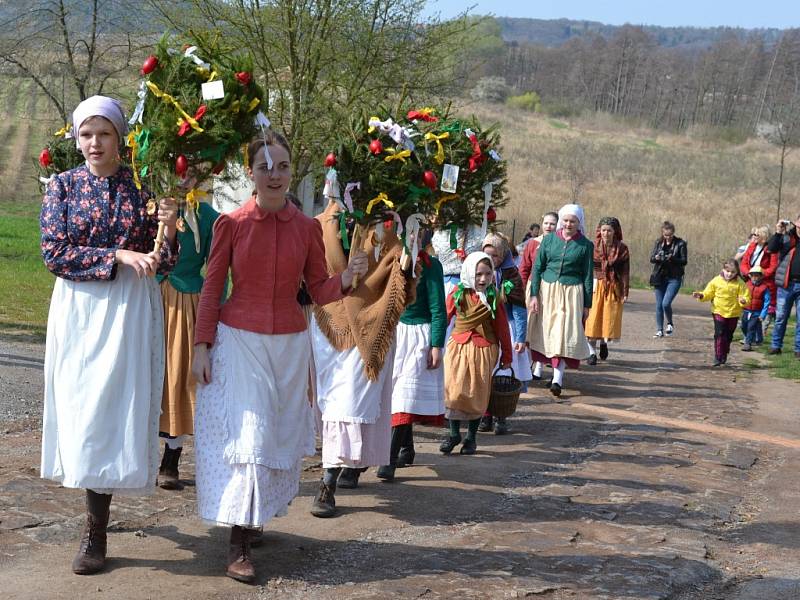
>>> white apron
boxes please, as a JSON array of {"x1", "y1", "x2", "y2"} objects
[
  {"x1": 41, "y1": 268, "x2": 164, "y2": 494},
  {"x1": 310, "y1": 316, "x2": 394, "y2": 467},
  {"x1": 391, "y1": 322, "x2": 445, "y2": 415},
  {"x1": 194, "y1": 323, "x2": 315, "y2": 527}
]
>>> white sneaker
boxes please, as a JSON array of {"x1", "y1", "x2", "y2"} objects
[
  {"x1": 653, "y1": 330, "x2": 664, "y2": 338},
  {"x1": 665, "y1": 324, "x2": 674, "y2": 336}
]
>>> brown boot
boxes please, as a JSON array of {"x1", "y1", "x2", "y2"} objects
[
  {"x1": 158, "y1": 445, "x2": 183, "y2": 490},
  {"x1": 226, "y1": 526, "x2": 256, "y2": 584},
  {"x1": 71, "y1": 490, "x2": 111, "y2": 575}
]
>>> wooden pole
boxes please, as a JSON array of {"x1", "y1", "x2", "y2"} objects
[
  {"x1": 152, "y1": 221, "x2": 166, "y2": 256},
  {"x1": 350, "y1": 223, "x2": 363, "y2": 290}
]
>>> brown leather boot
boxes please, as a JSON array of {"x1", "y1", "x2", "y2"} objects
[
  {"x1": 71, "y1": 490, "x2": 111, "y2": 575},
  {"x1": 158, "y1": 445, "x2": 183, "y2": 490},
  {"x1": 226, "y1": 525, "x2": 255, "y2": 584}
]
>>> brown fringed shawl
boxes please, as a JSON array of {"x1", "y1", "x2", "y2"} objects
[
  {"x1": 313, "y1": 201, "x2": 417, "y2": 380},
  {"x1": 594, "y1": 217, "x2": 631, "y2": 298},
  {"x1": 452, "y1": 294, "x2": 497, "y2": 343}
]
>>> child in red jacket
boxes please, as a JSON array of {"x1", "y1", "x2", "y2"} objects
[
  {"x1": 741, "y1": 265, "x2": 771, "y2": 351},
  {"x1": 441, "y1": 252, "x2": 512, "y2": 456}
]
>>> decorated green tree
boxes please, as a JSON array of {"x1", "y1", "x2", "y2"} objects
[
  {"x1": 34, "y1": 124, "x2": 89, "y2": 191},
  {"x1": 323, "y1": 103, "x2": 507, "y2": 255},
  {"x1": 129, "y1": 33, "x2": 266, "y2": 250}
]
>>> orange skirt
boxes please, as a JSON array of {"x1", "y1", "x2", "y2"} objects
[
  {"x1": 584, "y1": 279, "x2": 624, "y2": 340},
  {"x1": 444, "y1": 339, "x2": 499, "y2": 420},
  {"x1": 159, "y1": 280, "x2": 200, "y2": 437}
]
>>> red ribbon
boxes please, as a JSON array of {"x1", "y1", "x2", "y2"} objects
[
  {"x1": 454, "y1": 248, "x2": 467, "y2": 261},
  {"x1": 407, "y1": 110, "x2": 438, "y2": 122},
  {"x1": 467, "y1": 133, "x2": 486, "y2": 172},
  {"x1": 418, "y1": 250, "x2": 431, "y2": 268}
]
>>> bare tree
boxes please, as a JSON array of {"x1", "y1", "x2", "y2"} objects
[
  {"x1": 148, "y1": 0, "x2": 478, "y2": 185},
  {"x1": 0, "y1": 0, "x2": 144, "y2": 123}
]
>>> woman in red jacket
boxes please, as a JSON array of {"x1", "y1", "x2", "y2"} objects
[
  {"x1": 191, "y1": 133, "x2": 367, "y2": 584},
  {"x1": 740, "y1": 225, "x2": 778, "y2": 323}
]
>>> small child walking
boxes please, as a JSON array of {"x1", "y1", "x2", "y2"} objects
[
  {"x1": 693, "y1": 259, "x2": 750, "y2": 366},
  {"x1": 740, "y1": 265, "x2": 771, "y2": 351},
  {"x1": 441, "y1": 252, "x2": 512, "y2": 455}
]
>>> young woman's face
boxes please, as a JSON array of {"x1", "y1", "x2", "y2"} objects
[
  {"x1": 482, "y1": 244, "x2": 503, "y2": 269},
  {"x1": 78, "y1": 117, "x2": 119, "y2": 175},
  {"x1": 474, "y1": 261, "x2": 493, "y2": 292},
  {"x1": 561, "y1": 214, "x2": 579, "y2": 236},
  {"x1": 722, "y1": 267, "x2": 737, "y2": 281},
  {"x1": 542, "y1": 215, "x2": 558, "y2": 234},
  {"x1": 662, "y1": 227, "x2": 675, "y2": 242},
  {"x1": 249, "y1": 144, "x2": 292, "y2": 203},
  {"x1": 599, "y1": 224, "x2": 615, "y2": 244}
]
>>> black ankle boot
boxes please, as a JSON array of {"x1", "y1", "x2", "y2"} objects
[
  {"x1": 377, "y1": 424, "x2": 409, "y2": 482},
  {"x1": 158, "y1": 445, "x2": 183, "y2": 490},
  {"x1": 397, "y1": 424, "x2": 415, "y2": 468}
]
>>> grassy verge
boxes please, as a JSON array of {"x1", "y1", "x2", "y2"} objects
[
  {"x1": 733, "y1": 316, "x2": 800, "y2": 381},
  {"x1": 0, "y1": 199, "x2": 52, "y2": 340}
]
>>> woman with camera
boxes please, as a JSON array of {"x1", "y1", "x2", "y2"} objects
[
  {"x1": 649, "y1": 221, "x2": 688, "y2": 338},
  {"x1": 767, "y1": 215, "x2": 800, "y2": 357}
]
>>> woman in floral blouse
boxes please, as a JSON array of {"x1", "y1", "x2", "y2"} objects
[{"x1": 39, "y1": 95, "x2": 178, "y2": 576}]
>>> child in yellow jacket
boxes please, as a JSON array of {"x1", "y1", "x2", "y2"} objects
[{"x1": 693, "y1": 258, "x2": 750, "y2": 366}]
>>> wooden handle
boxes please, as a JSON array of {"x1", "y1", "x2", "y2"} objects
[
  {"x1": 152, "y1": 221, "x2": 166, "y2": 256},
  {"x1": 350, "y1": 223, "x2": 363, "y2": 290}
]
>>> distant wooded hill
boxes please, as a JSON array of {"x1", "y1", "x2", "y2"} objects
[{"x1": 495, "y1": 17, "x2": 785, "y2": 49}]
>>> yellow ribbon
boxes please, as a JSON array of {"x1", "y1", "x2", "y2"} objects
[
  {"x1": 384, "y1": 148, "x2": 411, "y2": 164},
  {"x1": 434, "y1": 193, "x2": 459, "y2": 214},
  {"x1": 367, "y1": 115, "x2": 380, "y2": 133},
  {"x1": 54, "y1": 123, "x2": 72, "y2": 137},
  {"x1": 206, "y1": 70, "x2": 218, "y2": 82},
  {"x1": 146, "y1": 81, "x2": 204, "y2": 133},
  {"x1": 366, "y1": 192, "x2": 394, "y2": 215},
  {"x1": 247, "y1": 97, "x2": 260, "y2": 112},
  {"x1": 424, "y1": 131, "x2": 449, "y2": 165},
  {"x1": 126, "y1": 125, "x2": 142, "y2": 191},
  {"x1": 186, "y1": 188, "x2": 207, "y2": 210}
]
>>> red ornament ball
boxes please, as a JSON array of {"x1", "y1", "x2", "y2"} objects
[
  {"x1": 140, "y1": 55, "x2": 158, "y2": 76},
  {"x1": 324, "y1": 152, "x2": 337, "y2": 168},
  {"x1": 486, "y1": 207, "x2": 497, "y2": 223},
  {"x1": 38, "y1": 148, "x2": 52, "y2": 168},
  {"x1": 422, "y1": 170, "x2": 438, "y2": 191},
  {"x1": 235, "y1": 71, "x2": 252, "y2": 85},
  {"x1": 175, "y1": 154, "x2": 189, "y2": 178},
  {"x1": 369, "y1": 139, "x2": 383, "y2": 155}
]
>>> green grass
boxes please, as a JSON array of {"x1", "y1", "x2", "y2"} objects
[
  {"x1": 641, "y1": 139, "x2": 660, "y2": 149},
  {"x1": 732, "y1": 316, "x2": 800, "y2": 381},
  {"x1": 548, "y1": 119, "x2": 569, "y2": 129},
  {"x1": 0, "y1": 199, "x2": 53, "y2": 339}
]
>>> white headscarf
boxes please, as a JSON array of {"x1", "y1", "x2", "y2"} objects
[
  {"x1": 72, "y1": 95, "x2": 128, "y2": 148},
  {"x1": 557, "y1": 203, "x2": 586, "y2": 235},
  {"x1": 460, "y1": 251, "x2": 494, "y2": 311}
]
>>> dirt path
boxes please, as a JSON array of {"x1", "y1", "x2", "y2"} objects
[{"x1": 1, "y1": 289, "x2": 799, "y2": 599}]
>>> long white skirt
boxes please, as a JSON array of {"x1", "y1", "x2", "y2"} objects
[
  {"x1": 391, "y1": 322, "x2": 444, "y2": 415},
  {"x1": 310, "y1": 318, "x2": 393, "y2": 468},
  {"x1": 41, "y1": 268, "x2": 164, "y2": 495},
  {"x1": 503, "y1": 311, "x2": 533, "y2": 382},
  {"x1": 195, "y1": 324, "x2": 315, "y2": 527}
]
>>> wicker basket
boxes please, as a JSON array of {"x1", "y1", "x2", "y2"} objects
[{"x1": 488, "y1": 366, "x2": 522, "y2": 418}]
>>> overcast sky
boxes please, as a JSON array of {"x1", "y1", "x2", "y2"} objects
[{"x1": 422, "y1": 0, "x2": 800, "y2": 29}]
